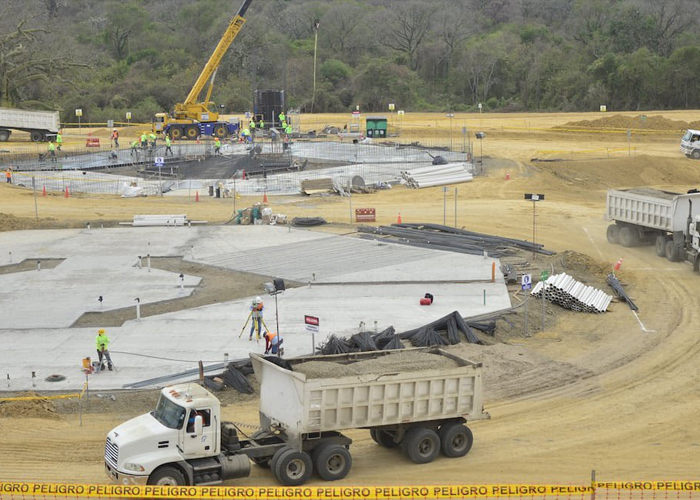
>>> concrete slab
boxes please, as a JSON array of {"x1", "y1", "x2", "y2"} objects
[{"x1": 0, "y1": 225, "x2": 510, "y2": 391}]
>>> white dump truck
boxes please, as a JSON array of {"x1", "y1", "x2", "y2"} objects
[
  {"x1": 606, "y1": 187, "x2": 700, "y2": 268},
  {"x1": 105, "y1": 348, "x2": 488, "y2": 487},
  {"x1": 680, "y1": 129, "x2": 700, "y2": 159},
  {"x1": 0, "y1": 108, "x2": 60, "y2": 142}
]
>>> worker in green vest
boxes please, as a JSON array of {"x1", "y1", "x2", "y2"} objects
[
  {"x1": 165, "y1": 135, "x2": 173, "y2": 156},
  {"x1": 249, "y1": 119, "x2": 256, "y2": 130},
  {"x1": 55, "y1": 130, "x2": 63, "y2": 151},
  {"x1": 214, "y1": 137, "x2": 222, "y2": 154},
  {"x1": 130, "y1": 140, "x2": 139, "y2": 157},
  {"x1": 278, "y1": 111, "x2": 285, "y2": 126},
  {"x1": 285, "y1": 124, "x2": 293, "y2": 135},
  {"x1": 148, "y1": 132, "x2": 157, "y2": 148},
  {"x1": 241, "y1": 128, "x2": 251, "y2": 143},
  {"x1": 258, "y1": 118, "x2": 264, "y2": 129},
  {"x1": 48, "y1": 141, "x2": 57, "y2": 163},
  {"x1": 141, "y1": 132, "x2": 148, "y2": 148}
]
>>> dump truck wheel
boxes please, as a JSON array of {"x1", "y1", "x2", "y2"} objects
[
  {"x1": 655, "y1": 236, "x2": 668, "y2": 257},
  {"x1": 185, "y1": 126, "x2": 199, "y2": 140},
  {"x1": 274, "y1": 450, "x2": 312, "y2": 486},
  {"x1": 401, "y1": 428, "x2": 440, "y2": 464},
  {"x1": 439, "y1": 423, "x2": 473, "y2": 458},
  {"x1": 0, "y1": 130, "x2": 10, "y2": 141},
  {"x1": 665, "y1": 240, "x2": 681, "y2": 262},
  {"x1": 606, "y1": 225, "x2": 620, "y2": 245},
  {"x1": 30, "y1": 131, "x2": 43, "y2": 142},
  {"x1": 370, "y1": 429, "x2": 399, "y2": 448},
  {"x1": 270, "y1": 445, "x2": 293, "y2": 473},
  {"x1": 692, "y1": 150, "x2": 700, "y2": 160},
  {"x1": 313, "y1": 444, "x2": 352, "y2": 481},
  {"x1": 619, "y1": 227, "x2": 638, "y2": 247},
  {"x1": 148, "y1": 466, "x2": 186, "y2": 486}
]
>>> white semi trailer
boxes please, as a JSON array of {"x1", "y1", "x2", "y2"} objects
[
  {"x1": 0, "y1": 108, "x2": 60, "y2": 142},
  {"x1": 105, "y1": 348, "x2": 488, "y2": 487},
  {"x1": 606, "y1": 188, "x2": 700, "y2": 267}
]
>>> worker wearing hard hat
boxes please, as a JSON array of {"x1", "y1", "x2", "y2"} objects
[
  {"x1": 249, "y1": 297, "x2": 264, "y2": 341},
  {"x1": 263, "y1": 331, "x2": 282, "y2": 355},
  {"x1": 111, "y1": 128, "x2": 119, "y2": 148},
  {"x1": 96, "y1": 328, "x2": 113, "y2": 371}
]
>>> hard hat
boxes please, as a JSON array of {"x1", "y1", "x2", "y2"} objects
[
  {"x1": 98, "y1": 329, "x2": 105, "y2": 334},
  {"x1": 254, "y1": 296, "x2": 262, "y2": 304},
  {"x1": 113, "y1": 128, "x2": 117, "y2": 131}
]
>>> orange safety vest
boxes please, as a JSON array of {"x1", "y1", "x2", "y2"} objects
[{"x1": 5, "y1": 170, "x2": 11, "y2": 179}]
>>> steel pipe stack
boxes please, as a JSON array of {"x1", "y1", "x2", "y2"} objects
[
  {"x1": 531, "y1": 273, "x2": 612, "y2": 313},
  {"x1": 401, "y1": 163, "x2": 474, "y2": 188}
]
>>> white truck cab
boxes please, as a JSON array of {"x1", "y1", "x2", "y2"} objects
[
  {"x1": 681, "y1": 129, "x2": 700, "y2": 159},
  {"x1": 105, "y1": 383, "x2": 223, "y2": 485}
]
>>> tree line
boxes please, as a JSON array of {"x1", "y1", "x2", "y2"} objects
[{"x1": 1, "y1": 0, "x2": 699, "y2": 123}]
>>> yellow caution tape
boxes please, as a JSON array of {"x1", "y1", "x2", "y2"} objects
[
  {"x1": 0, "y1": 393, "x2": 80, "y2": 402},
  {"x1": 595, "y1": 481, "x2": 700, "y2": 491}
]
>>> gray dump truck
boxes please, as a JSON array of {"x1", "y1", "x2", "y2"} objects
[
  {"x1": 105, "y1": 348, "x2": 488, "y2": 487},
  {"x1": 0, "y1": 108, "x2": 60, "y2": 142},
  {"x1": 606, "y1": 187, "x2": 700, "y2": 268}
]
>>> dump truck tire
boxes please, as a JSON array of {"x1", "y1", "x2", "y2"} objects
[
  {"x1": 0, "y1": 130, "x2": 10, "y2": 142},
  {"x1": 148, "y1": 466, "x2": 187, "y2": 486},
  {"x1": 655, "y1": 236, "x2": 668, "y2": 257},
  {"x1": 274, "y1": 449, "x2": 313, "y2": 486},
  {"x1": 606, "y1": 225, "x2": 620, "y2": 245},
  {"x1": 270, "y1": 445, "x2": 293, "y2": 473},
  {"x1": 665, "y1": 240, "x2": 681, "y2": 262},
  {"x1": 619, "y1": 226, "x2": 638, "y2": 247},
  {"x1": 692, "y1": 150, "x2": 700, "y2": 160},
  {"x1": 312, "y1": 444, "x2": 352, "y2": 481},
  {"x1": 401, "y1": 427, "x2": 440, "y2": 464},
  {"x1": 439, "y1": 423, "x2": 473, "y2": 458},
  {"x1": 370, "y1": 429, "x2": 399, "y2": 448},
  {"x1": 30, "y1": 131, "x2": 43, "y2": 142}
]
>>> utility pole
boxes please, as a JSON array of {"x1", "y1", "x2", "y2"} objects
[{"x1": 311, "y1": 20, "x2": 320, "y2": 113}]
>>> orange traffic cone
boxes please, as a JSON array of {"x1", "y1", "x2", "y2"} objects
[
  {"x1": 505, "y1": 170, "x2": 511, "y2": 180},
  {"x1": 614, "y1": 257, "x2": 624, "y2": 271},
  {"x1": 263, "y1": 191, "x2": 268, "y2": 204},
  {"x1": 397, "y1": 213, "x2": 402, "y2": 224},
  {"x1": 64, "y1": 186, "x2": 70, "y2": 198},
  {"x1": 195, "y1": 191, "x2": 199, "y2": 202},
  {"x1": 42, "y1": 185, "x2": 46, "y2": 197}
]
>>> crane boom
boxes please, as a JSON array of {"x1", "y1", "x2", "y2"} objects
[{"x1": 183, "y1": 0, "x2": 253, "y2": 107}]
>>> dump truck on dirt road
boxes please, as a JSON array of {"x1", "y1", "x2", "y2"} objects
[
  {"x1": 606, "y1": 187, "x2": 700, "y2": 268},
  {"x1": 105, "y1": 348, "x2": 488, "y2": 486},
  {"x1": 680, "y1": 129, "x2": 700, "y2": 159},
  {"x1": 0, "y1": 108, "x2": 60, "y2": 142}
]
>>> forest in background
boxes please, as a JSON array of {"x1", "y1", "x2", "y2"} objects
[{"x1": 1, "y1": 0, "x2": 700, "y2": 123}]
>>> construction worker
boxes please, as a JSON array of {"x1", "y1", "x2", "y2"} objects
[
  {"x1": 285, "y1": 124, "x2": 293, "y2": 136},
  {"x1": 130, "y1": 140, "x2": 139, "y2": 156},
  {"x1": 263, "y1": 331, "x2": 282, "y2": 355},
  {"x1": 148, "y1": 132, "x2": 157, "y2": 148},
  {"x1": 111, "y1": 128, "x2": 119, "y2": 148},
  {"x1": 140, "y1": 132, "x2": 148, "y2": 148},
  {"x1": 5, "y1": 166, "x2": 12, "y2": 184},
  {"x1": 249, "y1": 297, "x2": 264, "y2": 341},
  {"x1": 249, "y1": 118, "x2": 256, "y2": 131},
  {"x1": 241, "y1": 128, "x2": 251, "y2": 143},
  {"x1": 95, "y1": 328, "x2": 113, "y2": 371},
  {"x1": 55, "y1": 130, "x2": 63, "y2": 151},
  {"x1": 278, "y1": 111, "x2": 285, "y2": 127},
  {"x1": 165, "y1": 135, "x2": 173, "y2": 156},
  {"x1": 214, "y1": 137, "x2": 221, "y2": 154},
  {"x1": 258, "y1": 117, "x2": 264, "y2": 129},
  {"x1": 48, "y1": 141, "x2": 57, "y2": 163}
]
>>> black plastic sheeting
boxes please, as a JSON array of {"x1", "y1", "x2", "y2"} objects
[
  {"x1": 399, "y1": 311, "x2": 482, "y2": 345},
  {"x1": 223, "y1": 365, "x2": 254, "y2": 394},
  {"x1": 292, "y1": 217, "x2": 327, "y2": 227},
  {"x1": 317, "y1": 334, "x2": 351, "y2": 355},
  {"x1": 350, "y1": 331, "x2": 378, "y2": 351}
]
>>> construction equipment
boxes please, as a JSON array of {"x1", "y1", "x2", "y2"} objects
[
  {"x1": 680, "y1": 129, "x2": 700, "y2": 159},
  {"x1": 606, "y1": 187, "x2": 700, "y2": 270},
  {"x1": 0, "y1": 108, "x2": 60, "y2": 142},
  {"x1": 105, "y1": 348, "x2": 488, "y2": 486},
  {"x1": 152, "y1": 0, "x2": 252, "y2": 140}
]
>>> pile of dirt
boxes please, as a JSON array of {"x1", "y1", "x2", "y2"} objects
[
  {"x1": 558, "y1": 250, "x2": 612, "y2": 282},
  {"x1": 0, "y1": 393, "x2": 61, "y2": 419},
  {"x1": 558, "y1": 114, "x2": 689, "y2": 132},
  {"x1": 537, "y1": 155, "x2": 700, "y2": 191},
  {"x1": 293, "y1": 350, "x2": 459, "y2": 378}
]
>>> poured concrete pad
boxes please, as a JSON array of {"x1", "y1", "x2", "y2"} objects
[{"x1": 0, "y1": 225, "x2": 510, "y2": 391}]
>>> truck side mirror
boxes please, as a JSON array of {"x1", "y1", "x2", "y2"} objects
[{"x1": 194, "y1": 415, "x2": 203, "y2": 436}]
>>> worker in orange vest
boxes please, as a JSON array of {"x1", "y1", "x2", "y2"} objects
[
  {"x1": 5, "y1": 166, "x2": 12, "y2": 184},
  {"x1": 263, "y1": 331, "x2": 282, "y2": 355}
]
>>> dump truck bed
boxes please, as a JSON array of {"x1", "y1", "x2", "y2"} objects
[
  {"x1": 0, "y1": 108, "x2": 60, "y2": 133},
  {"x1": 606, "y1": 188, "x2": 700, "y2": 232},
  {"x1": 250, "y1": 348, "x2": 486, "y2": 446}
]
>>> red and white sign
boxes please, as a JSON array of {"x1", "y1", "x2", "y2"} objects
[{"x1": 305, "y1": 315, "x2": 320, "y2": 333}]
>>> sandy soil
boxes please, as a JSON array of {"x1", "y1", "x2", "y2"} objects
[{"x1": 2, "y1": 111, "x2": 700, "y2": 485}]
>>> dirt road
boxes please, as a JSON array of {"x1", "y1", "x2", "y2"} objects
[{"x1": 2, "y1": 111, "x2": 700, "y2": 484}]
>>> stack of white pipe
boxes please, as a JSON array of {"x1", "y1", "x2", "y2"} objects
[
  {"x1": 530, "y1": 272, "x2": 612, "y2": 313},
  {"x1": 401, "y1": 163, "x2": 473, "y2": 188}
]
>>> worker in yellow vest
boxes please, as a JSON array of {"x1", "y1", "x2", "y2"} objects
[
  {"x1": 55, "y1": 131, "x2": 63, "y2": 151},
  {"x1": 48, "y1": 141, "x2": 57, "y2": 163},
  {"x1": 278, "y1": 111, "x2": 285, "y2": 127}
]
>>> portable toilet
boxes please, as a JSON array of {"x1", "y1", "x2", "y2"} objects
[{"x1": 366, "y1": 116, "x2": 388, "y2": 138}]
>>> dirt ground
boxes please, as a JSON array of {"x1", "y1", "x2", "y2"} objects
[{"x1": 2, "y1": 110, "x2": 700, "y2": 485}]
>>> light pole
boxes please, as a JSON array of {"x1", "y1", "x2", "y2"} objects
[
  {"x1": 264, "y1": 278, "x2": 286, "y2": 356},
  {"x1": 446, "y1": 113, "x2": 454, "y2": 151},
  {"x1": 311, "y1": 20, "x2": 320, "y2": 113},
  {"x1": 442, "y1": 186, "x2": 448, "y2": 225}
]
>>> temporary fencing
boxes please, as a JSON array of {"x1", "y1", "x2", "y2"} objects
[{"x1": 3, "y1": 481, "x2": 700, "y2": 500}]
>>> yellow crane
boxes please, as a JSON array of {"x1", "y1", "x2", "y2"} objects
[{"x1": 153, "y1": 0, "x2": 253, "y2": 140}]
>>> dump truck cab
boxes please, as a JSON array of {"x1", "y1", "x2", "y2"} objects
[
  {"x1": 681, "y1": 129, "x2": 700, "y2": 159},
  {"x1": 105, "y1": 383, "x2": 221, "y2": 485}
]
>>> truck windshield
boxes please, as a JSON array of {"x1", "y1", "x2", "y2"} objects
[
  {"x1": 153, "y1": 395, "x2": 186, "y2": 429},
  {"x1": 684, "y1": 131, "x2": 692, "y2": 142}
]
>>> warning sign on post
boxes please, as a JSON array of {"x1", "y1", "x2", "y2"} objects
[{"x1": 305, "y1": 315, "x2": 319, "y2": 333}]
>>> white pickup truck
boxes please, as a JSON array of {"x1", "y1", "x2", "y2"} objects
[{"x1": 105, "y1": 348, "x2": 488, "y2": 486}]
